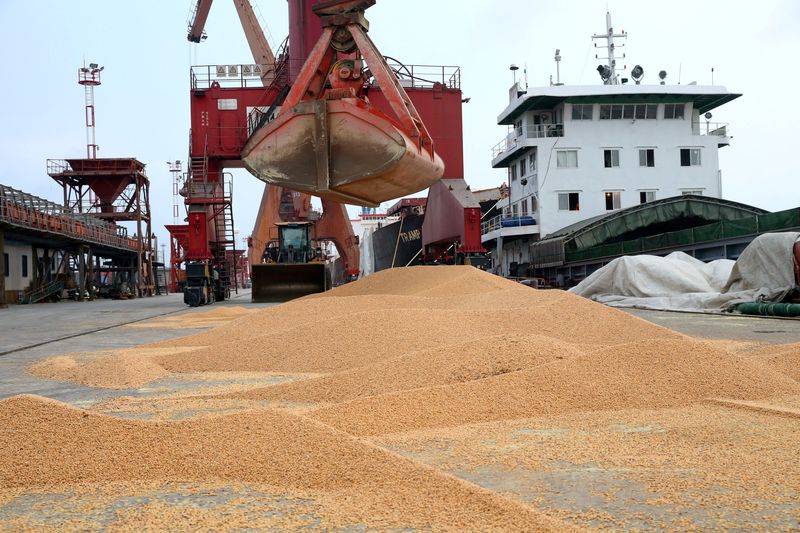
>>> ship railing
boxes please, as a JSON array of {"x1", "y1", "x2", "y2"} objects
[
  {"x1": 481, "y1": 214, "x2": 538, "y2": 235},
  {"x1": 491, "y1": 123, "x2": 564, "y2": 158},
  {"x1": 692, "y1": 121, "x2": 729, "y2": 136}
]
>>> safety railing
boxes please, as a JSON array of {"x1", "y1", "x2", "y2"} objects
[
  {"x1": 190, "y1": 64, "x2": 277, "y2": 89},
  {"x1": 693, "y1": 121, "x2": 730, "y2": 136},
  {"x1": 0, "y1": 184, "x2": 138, "y2": 252},
  {"x1": 492, "y1": 124, "x2": 564, "y2": 158},
  {"x1": 47, "y1": 158, "x2": 143, "y2": 175},
  {"x1": 383, "y1": 60, "x2": 461, "y2": 89},
  {"x1": 481, "y1": 214, "x2": 538, "y2": 235}
]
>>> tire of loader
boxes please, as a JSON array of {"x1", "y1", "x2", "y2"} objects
[{"x1": 251, "y1": 263, "x2": 329, "y2": 303}]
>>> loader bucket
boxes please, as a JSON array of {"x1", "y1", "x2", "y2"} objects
[
  {"x1": 242, "y1": 98, "x2": 444, "y2": 207},
  {"x1": 251, "y1": 263, "x2": 329, "y2": 303}
]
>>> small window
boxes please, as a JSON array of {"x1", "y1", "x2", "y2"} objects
[
  {"x1": 571, "y1": 104, "x2": 593, "y2": 120},
  {"x1": 639, "y1": 149, "x2": 655, "y2": 167},
  {"x1": 3, "y1": 253, "x2": 8, "y2": 277},
  {"x1": 217, "y1": 98, "x2": 238, "y2": 111},
  {"x1": 530, "y1": 196, "x2": 538, "y2": 213},
  {"x1": 682, "y1": 190, "x2": 703, "y2": 196},
  {"x1": 558, "y1": 192, "x2": 580, "y2": 211},
  {"x1": 21, "y1": 254, "x2": 28, "y2": 278},
  {"x1": 528, "y1": 151, "x2": 537, "y2": 172},
  {"x1": 510, "y1": 165, "x2": 517, "y2": 181},
  {"x1": 640, "y1": 191, "x2": 656, "y2": 204},
  {"x1": 680, "y1": 148, "x2": 702, "y2": 166},
  {"x1": 521, "y1": 198, "x2": 529, "y2": 216},
  {"x1": 603, "y1": 149, "x2": 620, "y2": 168},
  {"x1": 519, "y1": 158, "x2": 526, "y2": 177},
  {"x1": 512, "y1": 203, "x2": 519, "y2": 217},
  {"x1": 604, "y1": 191, "x2": 621, "y2": 211},
  {"x1": 664, "y1": 103, "x2": 685, "y2": 119},
  {"x1": 556, "y1": 150, "x2": 578, "y2": 168}
]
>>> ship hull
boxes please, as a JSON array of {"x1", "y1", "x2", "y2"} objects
[{"x1": 371, "y1": 214, "x2": 424, "y2": 272}]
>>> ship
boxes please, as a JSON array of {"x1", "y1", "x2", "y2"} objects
[{"x1": 355, "y1": 187, "x2": 507, "y2": 275}]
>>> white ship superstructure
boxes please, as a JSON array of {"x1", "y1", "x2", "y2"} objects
[{"x1": 483, "y1": 12, "x2": 741, "y2": 276}]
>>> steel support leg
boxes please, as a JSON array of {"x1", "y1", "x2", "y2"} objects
[{"x1": 0, "y1": 228, "x2": 6, "y2": 308}]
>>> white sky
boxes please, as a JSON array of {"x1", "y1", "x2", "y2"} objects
[{"x1": 1, "y1": 0, "x2": 798, "y2": 252}]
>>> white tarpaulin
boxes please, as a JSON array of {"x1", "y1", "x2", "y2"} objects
[{"x1": 569, "y1": 232, "x2": 799, "y2": 312}]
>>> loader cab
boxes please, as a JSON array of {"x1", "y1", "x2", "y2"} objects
[{"x1": 276, "y1": 222, "x2": 313, "y2": 264}]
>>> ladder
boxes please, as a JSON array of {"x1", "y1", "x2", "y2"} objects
[
  {"x1": 21, "y1": 279, "x2": 64, "y2": 304},
  {"x1": 212, "y1": 179, "x2": 237, "y2": 295}
]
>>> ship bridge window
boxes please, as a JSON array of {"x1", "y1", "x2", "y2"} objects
[
  {"x1": 601, "y1": 104, "x2": 656, "y2": 120},
  {"x1": 664, "y1": 103, "x2": 685, "y2": 119},
  {"x1": 528, "y1": 151, "x2": 537, "y2": 172},
  {"x1": 519, "y1": 158, "x2": 526, "y2": 176},
  {"x1": 510, "y1": 165, "x2": 517, "y2": 181},
  {"x1": 680, "y1": 148, "x2": 702, "y2": 166},
  {"x1": 556, "y1": 150, "x2": 578, "y2": 168},
  {"x1": 558, "y1": 192, "x2": 580, "y2": 211},
  {"x1": 571, "y1": 104, "x2": 593, "y2": 120}
]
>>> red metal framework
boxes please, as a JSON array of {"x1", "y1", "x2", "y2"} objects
[
  {"x1": 165, "y1": 224, "x2": 189, "y2": 293},
  {"x1": 47, "y1": 157, "x2": 155, "y2": 296},
  {"x1": 174, "y1": 0, "x2": 483, "y2": 287},
  {"x1": 0, "y1": 184, "x2": 139, "y2": 252}
]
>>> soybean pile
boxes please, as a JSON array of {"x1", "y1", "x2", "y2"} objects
[{"x1": 7, "y1": 265, "x2": 800, "y2": 531}]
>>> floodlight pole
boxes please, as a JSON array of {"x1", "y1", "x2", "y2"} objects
[{"x1": 78, "y1": 63, "x2": 103, "y2": 159}]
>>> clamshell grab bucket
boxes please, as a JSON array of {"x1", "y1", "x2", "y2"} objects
[
  {"x1": 241, "y1": 2, "x2": 444, "y2": 207},
  {"x1": 242, "y1": 98, "x2": 444, "y2": 207}
]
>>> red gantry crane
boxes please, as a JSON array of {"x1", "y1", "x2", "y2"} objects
[{"x1": 170, "y1": 0, "x2": 485, "y2": 305}]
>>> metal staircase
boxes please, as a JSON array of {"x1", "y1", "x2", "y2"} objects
[
  {"x1": 212, "y1": 179, "x2": 237, "y2": 296},
  {"x1": 21, "y1": 279, "x2": 64, "y2": 304}
]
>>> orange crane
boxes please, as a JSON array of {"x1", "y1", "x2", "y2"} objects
[
  {"x1": 176, "y1": 0, "x2": 471, "y2": 303},
  {"x1": 181, "y1": 0, "x2": 361, "y2": 302}
]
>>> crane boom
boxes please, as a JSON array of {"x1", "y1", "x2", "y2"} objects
[
  {"x1": 187, "y1": 0, "x2": 276, "y2": 84},
  {"x1": 187, "y1": 0, "x2": 213, "y2": 43},
  {"x1": 232, "y1": 1, "x2": 276, "y2": 70}
]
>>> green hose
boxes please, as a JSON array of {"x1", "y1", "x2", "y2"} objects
[{"x1": 737, "y1": 302, "x2": 800, "y2": 317}]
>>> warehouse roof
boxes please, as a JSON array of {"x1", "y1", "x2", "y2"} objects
[{"x1": 540, "y1": 195, "x2": 767, "y2": 251}]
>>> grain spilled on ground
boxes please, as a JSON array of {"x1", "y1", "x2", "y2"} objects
[
  {"x1": 310, "y1": 338, "x2": 800, "y2": 435},
  {"x1": 234, "y1": 334, "x2": 585, "y2": 403},
  {"x1": 126, "y1": 306, "x2": 253, "y2": 329},
  {"x1": 27, "y1": 347, "x2": 201, "y2": 389},
  {"x1": 13, "y1": 265, "x2": 800, "y2": 530},
  {"x1": 0, "y1": 394, "x2": 573, "y2": 532}
]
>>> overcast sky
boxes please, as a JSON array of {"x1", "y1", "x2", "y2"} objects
[{"x1": 1, "y1": 0, "x2": 798, "y2": 253}]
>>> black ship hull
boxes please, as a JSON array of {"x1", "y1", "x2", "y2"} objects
[{"x1": 371, "y1": 214, "x2": 424, "y2": 271}]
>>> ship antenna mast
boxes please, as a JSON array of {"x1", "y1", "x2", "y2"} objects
[{"x1": 592, "y1": 11, "x2": 627, "y2": 85}]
